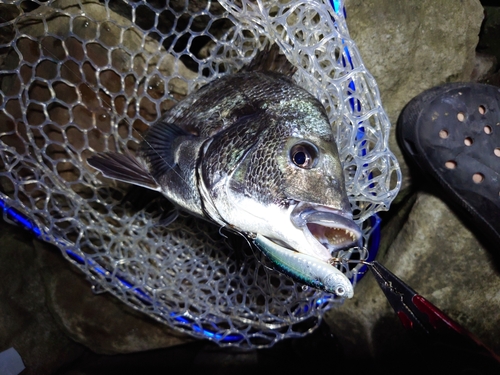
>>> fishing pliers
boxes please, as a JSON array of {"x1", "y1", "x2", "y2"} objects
[{"x1": 367, "y1": 261, "x2": 500, "y2": 374}]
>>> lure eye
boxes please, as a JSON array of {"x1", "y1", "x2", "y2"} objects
[
  {"x1": 290, "y1": 142, "x2": 318, "y2": 169},
  {"x1": 336, "y1": 286, "x2": 346, "y2": 296}
]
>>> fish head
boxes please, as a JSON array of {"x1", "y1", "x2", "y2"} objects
[
  {"x1": 277, "y1": 121, "x2": 362, "y2": 257},
  {"x1": 255, "y1": 97, "x2": 362, "y2": 261},
  {"x1": 200, "y1": 92, "x2": 362, "y2": 296}
]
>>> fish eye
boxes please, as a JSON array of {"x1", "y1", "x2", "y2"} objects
[{"x1": 290, "y1": 142, "x2": 318, "y2": 169}]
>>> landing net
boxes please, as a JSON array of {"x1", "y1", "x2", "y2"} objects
[{"x1": 0, "y1": 0, "x2": 401, "y2": 348}]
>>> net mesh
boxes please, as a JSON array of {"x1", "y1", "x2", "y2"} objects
[{"x1": 0, "y1": 0, "x2": 401, "y2": 348}]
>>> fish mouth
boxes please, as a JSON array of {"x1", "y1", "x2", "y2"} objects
[
  {"x1": 290, "y1": 203, "x2": 363, "y2": 260},
  {"x1": 251, "y1": 203, "x2": 362, "y2": 297},
  {"x1": 307, "y1": 222, "x2": 360, "y2": 252}
]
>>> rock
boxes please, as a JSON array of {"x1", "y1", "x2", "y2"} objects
[
  {"x1": 0, "y1": 217, "x2": 189, "y2": 375},
  {"x1": 33, "y1": 239, "x2": 191, "y2": 355},
  {"x1": 478, "y1": 6, "x2": 500, "y2": 67},
  {"x1": 471, "y1": 52, "x2": 497, "y2": 82},
  {"x1": 345, "y1": 0, "x2": 484, "y2": 189},
  {"x1": 0, "y1": 222, "x2": 85, "y2": 375},
  {"x1": 55, "y1": 322, "x2": 359, "y2": 375},
  {"x1": 326, "y1": 1, "x2": 500, "y2": 367},
  {"x1": 0, "y1": 0, "x2": 197, "y2": 163},
  {"x1": 477, "y1": 6, "x2": 500, "y2": 87},
  {"x1": 326, "y1": 192, "x2": 500, "y2": 360},
  {"x1": 481, "y1": 69, "x2": 500, "y2": 87},
  {"x1": 375, "y1": 185, "x2": 417, "y2": 259}
]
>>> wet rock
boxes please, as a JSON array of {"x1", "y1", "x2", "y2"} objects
[
  {"x1": 481, "y1": 69, "x2": 500, "y2": 87},
  {"x1": 34, "y1": 240, "x2": 191, "y2": 355},
  {"x1": 478, "y1": 6, "x2": 500, "y2": 67},
  {"x1": 1, "y1": 0, "x2": 197, "y2": 157},
  {"x1": 375, "y1": 185, "x2": 417, "y2": 259},
  {"x1": 0, "y1": 222, "x2": 85, "y2": 375},
  {"x1": 0, "y1": 217, "x2": 189, "y2": 374},
  {"x1": 56, "y1": 322, "x2": 359, "y2": 375},
  {"x1": 477, "y1": 6, "x2": 500, "y2": 87},
  {"x1": 345, "y1": 0, "x2": 484, "y2": 189},
  {"x1": 471, "y1": 52, "x2": 497, "y2": 82},
  {"x1": 326, "y1": 192, "x2": 500, "y2": 358}
]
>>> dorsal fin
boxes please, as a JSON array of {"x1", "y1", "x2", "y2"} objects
[
  {"x1": 241, "y1": 43, "x2": 297, "y2": 76},
  {"x1": 87, "y1": 152, "x2": 160, "y2": 191},
  {"x1": 140, "y1": 121, "x2": 194, "y2": 180}
]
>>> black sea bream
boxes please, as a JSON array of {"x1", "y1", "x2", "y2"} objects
[{"x1": 88, "y1": 46, "x2": 362, "y2": 298}]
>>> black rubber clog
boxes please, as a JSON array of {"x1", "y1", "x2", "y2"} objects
[{"x1": 397, "y1": 83, "x2": 500, "y2": 246}]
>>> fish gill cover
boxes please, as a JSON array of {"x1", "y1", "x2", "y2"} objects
[{"x1": 0, "y1": 0, "x2": 400, "y2": 348}]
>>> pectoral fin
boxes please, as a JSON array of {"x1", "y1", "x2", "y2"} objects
[
  {"x1": 141, "y1": 121, "x2": 195, "y2": 182},
  {"x1": 87, "y1": 152, "x2": 161, "y2": 191}
]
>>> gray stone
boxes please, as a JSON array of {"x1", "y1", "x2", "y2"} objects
[
  {"x1": 0, "y1": 217, "x2": 190, "y2": 375},
  {"x1": 335, "y1": 1, "x2": 500, "y2": 362},
  {"x1": 34, "y1": 239, "x2": 191, "y2": 355},
  {"x1": 471, "y1": 52, "x2": 497, "y2": 82},
  {"x1": 326, "y1": 192, "x2": 500, "y2": 357},
  {"x1": 478, "y1": 7, "x2": 500, "y2": 67},
  {"x1": 0, "y1": 222, "x2": 85, "y2": 375},
  {"x1": 375, "y1": 186, "x2": 417, "y2": 259},
  {"x1": 345, "y1": 0, "x2": 484, "y2": 189}
]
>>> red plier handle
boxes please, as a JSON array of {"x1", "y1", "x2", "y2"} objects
[{"x1": 368, "y1": 261, "x2": 500, "y2": 373}]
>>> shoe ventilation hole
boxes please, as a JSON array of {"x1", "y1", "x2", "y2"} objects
[
  {"x1": 445, "y1": 160, "x2": 456, "y2": 169},
  {"x1": 439, "y1": 130, "x2": 449, "y2": 139},
  {"x1": 464, "y1": 137, "x2": 473, "y2": 146},
  {"x1": 478, "y1": 105, "x2": 486, "y2": 115},
  {"x1": 473, "y1": 173, "x2": 484, "y2": 184},
  {"x1": 484, "y1": 125, "x2": 492, "y2": 134},
  {"x1": 495, "y1": 148, "x2": 500, "y2": 157},
  {"x1": 457, "y1": 112, "x2": 465, "y2": 122}
]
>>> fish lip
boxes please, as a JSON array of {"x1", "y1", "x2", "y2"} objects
[{"x1": 291, "y1": 203, "x2": 363, "y2": 254}]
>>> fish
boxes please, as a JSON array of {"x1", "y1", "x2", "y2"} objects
[{"x1": 87, "y1": 45, "x2": 362, "y2": 298}]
